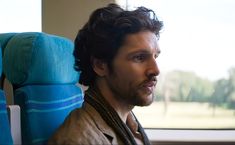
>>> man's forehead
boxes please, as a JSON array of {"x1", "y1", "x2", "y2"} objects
[{"x1": 122, "y1": 35, "x2": 159, "y2": 52}]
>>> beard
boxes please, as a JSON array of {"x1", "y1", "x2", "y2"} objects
[
  {"x1": 105, "y1": 67, "x2": 157, "y2": 107},
  {"x1": 106, "y1": 77, "x2": 156, "y2": 107},
  {"x1": 131, "y1": 85, "x2": 155, "y2": 106}
]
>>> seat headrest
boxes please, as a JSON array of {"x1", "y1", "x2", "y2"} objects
[
  {"x1": 0, "y1": 33, "x2": 16, "y2": 77},
  {"x1": 0, "y1": 33, "x2": 16, "y2": 52},
  {"x1": 2, "y1": 32, "x2": 79, "y2": 86}
]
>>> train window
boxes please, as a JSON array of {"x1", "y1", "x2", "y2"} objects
[
  {"x1": 120, "y1": 0, "x2": 235, "y2": 141},
  {"x1": 126, "y1": 0, "x2": 235, "y2": 130},
  {"x1": 118, "y1": 0, "x2": 235, "y2": 142},
  {"x1": 0, "y1": 0, "x2": 41, "y2": 33}
]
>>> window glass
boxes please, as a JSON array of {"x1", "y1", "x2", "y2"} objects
[
  {"x1": 128, "y1": 0, "x2": 235, "y2": 129},
  {"x1": 0, "y1": 0, "x2": 41, "y2": 33}
]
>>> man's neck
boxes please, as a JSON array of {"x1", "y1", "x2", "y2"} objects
[{"x1": 95, "y1": 80, "x2": 134, "y2": 123}]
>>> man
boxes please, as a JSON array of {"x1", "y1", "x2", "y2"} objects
[{"x1": 48, "y1": 3, "x2": 163, "y2": 145}]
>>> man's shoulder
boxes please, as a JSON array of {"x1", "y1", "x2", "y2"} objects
[
  {"x1": 56, "y1": 102, "x2": 101, "y2": 132},
  {"x1": 47, "y1": 102, "x2": 110, "y2": 144}
]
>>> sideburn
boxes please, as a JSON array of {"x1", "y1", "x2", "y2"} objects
[{"x1": 107, "y1": 61, "x2": 115, "y2": 74}]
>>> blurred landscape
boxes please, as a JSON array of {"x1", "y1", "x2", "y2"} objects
[
  {"x1": 133, "y1": 68, "x2": 235, "y2": 129},
  {"x1": 133, "y1": 102, "x2": 235, "y2": 129}
]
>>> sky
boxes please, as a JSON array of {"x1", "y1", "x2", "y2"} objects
[
  {"x1": 1, "y1": 0, "x2": 235, "y2": 81},
  {"x1": 129, "y1": 0, "x2": 235, "y2": 81}
]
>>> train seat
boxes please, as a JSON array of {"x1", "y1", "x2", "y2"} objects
[
  {"x1": 1, "y1": 32, "x2": 84, "y2": 145},
  {"x1": 0, "y1": 46, "x2": 13, "y2": 145}
]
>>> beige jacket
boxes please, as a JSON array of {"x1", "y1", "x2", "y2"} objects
[{"x1": 48, "y1": 102, "x2": 125, "y2": 145}]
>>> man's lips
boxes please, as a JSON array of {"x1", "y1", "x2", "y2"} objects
[{"x1": 142, "y1": 80, "x2": 157, "y2": 89}]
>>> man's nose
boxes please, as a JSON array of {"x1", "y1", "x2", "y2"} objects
[{"x1": 146, "y1": 59, "x2": 160, "y2": 77}]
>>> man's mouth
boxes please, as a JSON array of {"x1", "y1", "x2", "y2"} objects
[{"x1": 142, "y1": 80, "x2": 157, "y2": 93}]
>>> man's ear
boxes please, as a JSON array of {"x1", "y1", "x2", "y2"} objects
[{"x1": 92, "y1": 57, "x2": 108, "y2": 77}]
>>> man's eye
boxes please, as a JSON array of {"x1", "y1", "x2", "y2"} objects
[{"x1": 133, "y1": 54, "x2": 146, "y2": 62}]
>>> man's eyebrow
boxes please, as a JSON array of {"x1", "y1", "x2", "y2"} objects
[
  {"x1": 127, "y1": 48, "x2": 161, "y2": 57},
  {"x1": 128, "y1": 50, "x2": 150, "y2": 56}
]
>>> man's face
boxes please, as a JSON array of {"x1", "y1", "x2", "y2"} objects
[{"x1": 105, "y1": 31, "x2": 160, "y2": 107}]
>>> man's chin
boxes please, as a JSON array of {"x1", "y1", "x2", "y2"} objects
[{"x1": 137, "y1": 94, "x2": 154, "y2": 106}]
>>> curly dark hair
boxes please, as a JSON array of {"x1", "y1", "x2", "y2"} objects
[{"x1": 74, "y1": 3, "x2": 163, "y2": 86}]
